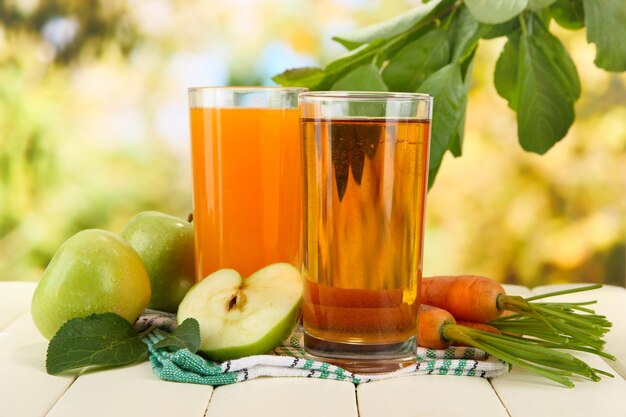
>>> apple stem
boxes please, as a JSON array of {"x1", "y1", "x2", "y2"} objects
[{"x1": 137, "y1": 325, "x2": 157, "y2": 338}]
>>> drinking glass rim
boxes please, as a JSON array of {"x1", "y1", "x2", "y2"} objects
[
  {"x1": 188, "y1": 86, "x2": 308, "y2": 93},
  {"x1": 299, "y1": 91, "x2": 433, "y2": 101}
]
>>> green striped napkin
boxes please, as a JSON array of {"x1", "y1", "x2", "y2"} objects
[{"x1": 137, "y1": 310, "x2": 508, "y2": 386}]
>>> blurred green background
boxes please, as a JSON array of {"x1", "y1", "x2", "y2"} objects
[{"x1": 1, "y1": 0, "x2": 624, "y2": 287}]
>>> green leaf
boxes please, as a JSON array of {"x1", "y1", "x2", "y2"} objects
[
  {"x1": 528, "y1": 17, "x2": 580, "y2": 101},
  {"x1": 494, "y1": 32, "x2": 521, "y2": 110},
  {"x1": 333, "y1": 0, "x2": 453, "y2": 48},
  {"x1": 382, "y1": 29, "x2": 450, "y2": 92},
  {"x1": 533, "y1": 7, "x2": 553, "y2": 26},
  {"x1": 450, "y1": 52, "x2": 477, "y2": 157},
  {"x1": 374, "y1": 23, "x2": 436, "y2": 66},
  {"x1": 477, "y1": 18, "x2": 520, "y2": 39},
  {"x1": 46, "y1": 313, "x2": 147, "y2": 375},
  {"x1": 272, "y1": 67, "x2": 326, "y2": 89},
  {"x1": 583, "y1": 0, "x2": 626, "y2": 71},
  {"x1": 465, "y1": 0, "x2": 528, "y2": 24},
  {"x1": 153, "y1": 318, "x2": 201, "y2": 353},
  {"x1": 333, "y1": 38, "x2": 364, "y2": 51},
  {"x1": 447, "y1": 6, "x2": 480, "y2": 62},
  {"x1": 516, "y1": 15, "x2": 579, "y2": 153},
  {"x1": 527, "y1": 0, "x2": 557, "y2": 10},
  {"x1": 326, "y1": 39, "x2": 386, "y2": 75},
  {"x1": 448, "y1": 134, "x2": 462, "y2": 159},
  {"x1": 331, "y1": 63, "x2": 388, "y2": 91},
  {"x1": 416, "y1": 64, "x2": 465, "y2": 184},
  {"x1": 550, "y1": 0, "x2": 584, "y2": 30},
  {"x1": 428, "y1": 162, "x2": 442, "y2": 189}
]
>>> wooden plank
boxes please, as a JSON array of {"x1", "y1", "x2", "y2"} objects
[
  {"x1": 358, "y1": 375, "x2": 509, "y2": 417},
  {"x1": 46, "y1": 363, "x2": 213, "y2": 417},
  {"x1": 491, "y1": 352, "x2": 626, "y2": 417},
  {"x1": 531, "y1": 284, "x2": 626, "y2": 378},
  {"x1": 0, "y1": 313, "x2": 75, "y2": 417},
  {"x1": 205, "y1": 378, "x2": 358, "y2": 417},
  {"x1": 0, "y1": 281, "x2": 37, "y2": 330}
]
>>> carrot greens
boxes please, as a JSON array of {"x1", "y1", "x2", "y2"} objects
[
  {"x1": 418, "y1": 304, "x2": 612, "y2": 387},
  {"x1": 491, "y1": 285, "x2": 613, "y2": 359}
]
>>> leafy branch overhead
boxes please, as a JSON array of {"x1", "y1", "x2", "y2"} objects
[{"x1": 273, "y1": 0, "x2": 626, "y2": 187}]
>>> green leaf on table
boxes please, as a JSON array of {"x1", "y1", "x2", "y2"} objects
[
  {"x1": 465, "y1": 0, "x2": 528, "y2": 24},
  {"x1": 550, "y1": 0, "x2": 584, "y2": 30},
  {"x1": 447, "y1": 5, "x2": 480, "y2": 63},
  {"x1": 332, "y1": 0, "x2": 453, "y2": 49},
  {"x1": 494, "y1": 32, "x2": 521, "y2": 110},
  {"x1": 272, "y1": 67, "x2": 326, "y2": 89},
  {"x1": 516, "y1": 15, "x2": 580, "y2": 153},
  {"x1": 382, "y1": 28, "x2": 449, "y2": 92},
  {"x1": 46, "y1": 313, "x2": 147, "y2": 375},
  {"x1": 153, "y1": 318, "x2": 201, "y2": 353},
  {"x1": 583, "y1": 0, "x2": 626, "y2": 71},
  {"x1": 416, "y1": 63, "x2": 465, "y2": 187},
  {"x1": 526, "y1": 0, "x2": 557, "y2": 10},
  {"x1": 331, "y1": 63, "x2": 388, "y2": 91}
]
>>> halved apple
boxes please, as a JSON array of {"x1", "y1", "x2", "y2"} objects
[{"x1": 177, "y1": 263, "x2": 303, "y2": 361}]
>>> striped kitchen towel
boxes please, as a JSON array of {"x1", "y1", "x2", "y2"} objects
[{"x1": 136, "y1": 310, "x2": 508, "y2": 386}]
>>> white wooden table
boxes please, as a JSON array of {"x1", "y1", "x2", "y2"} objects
[{"x1": 1, "y1": 282, "x2": 625, "y2": 417}]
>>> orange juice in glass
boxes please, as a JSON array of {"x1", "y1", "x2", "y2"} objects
[{"x1": 188, "y1": 87, "x2": 306, "y2": 280}]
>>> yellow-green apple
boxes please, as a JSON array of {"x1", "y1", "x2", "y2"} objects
[
  {"x1": 31, "y1": 229, "x2": 151, "y2": 339},
  {"x1": 121, "y1": 211, "x2": 195, "y2": 312},
  {"x1": 177, "y1": 263, "x2": 303, "y2": 361}
]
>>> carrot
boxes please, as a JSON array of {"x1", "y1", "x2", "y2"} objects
[
  {"x1": 417, "y1": 305, "x2": 609, "y2": 387},
  {"x1": 421, "y1": 275, "x2": 504, "y2": 322},
  {"x1": 421, "y1": 276, "x2": 613, "y2": 355},
  {"x1": 418, "y1": 305, "x2": 454, "y2": 349}
]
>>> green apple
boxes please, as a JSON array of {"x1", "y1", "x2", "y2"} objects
[
  {"x1": 121, "y1": 211, "x2": 195, "y2": 312},
  {"x1": 31, "y1": 229, "x2": 151, "y2": 340},
  {"x1": 178, "y1": 263, "x2": 303, "y2": 361}
]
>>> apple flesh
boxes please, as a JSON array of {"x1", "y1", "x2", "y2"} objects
[
  {"x1": 121, "y1": 211, "x2": 195, "y2": 312},
  {"x1": 31, "y1": 229, "x2": 151, "y2": 340},
  {"x1": 177, "y1": 263, "x2": 303, "y2": 361}
]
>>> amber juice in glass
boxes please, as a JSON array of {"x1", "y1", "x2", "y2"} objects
[
  {"x1": 188, "y1": 87, "x2": 306, "y2": 280},
  {"x1": 300, "y1": 92, "x2": 432, "y2": 372}
]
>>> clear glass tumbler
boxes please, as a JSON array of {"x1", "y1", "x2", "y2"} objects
[
  {"x1": 300, "y1": 91, "x2": 432, "y2": 372},
  {"x1": 188, "y1": 87, "x2": 307, "y2": 281}
]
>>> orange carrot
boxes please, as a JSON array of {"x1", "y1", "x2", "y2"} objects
[
  {"x1": 421, "y1": 275, "x2": 504, "y2": 322},
  {"x1": 418, "y1": 305, "x2": 455, "y2": 349},
  {"x1": 422, "y1": 277, "x2": 614, "y2": 359},
  {"x1": 417, "y1": 304, "x2": 603, "y2": 387},
  {"x1": 417, "y1": 306, "x2": 500, "y2": 349}
]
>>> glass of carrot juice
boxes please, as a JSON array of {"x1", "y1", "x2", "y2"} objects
[
  {"x1": 188, "y1": 87, "x2": 306, "y2": 280},
  {"x1": 299, "y1": 91, "x2": 432, "y2": 372}
]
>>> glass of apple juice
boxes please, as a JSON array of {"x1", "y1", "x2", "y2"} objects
[
  {"x1": 188, "y1": 87, "x2": 307, "y2": 280},
  {"x1": 299, "y1": 91, "x2": 432, "y2": 372}
]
